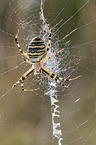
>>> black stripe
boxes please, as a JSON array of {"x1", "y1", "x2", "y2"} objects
[
  {"x1": 26, "y1": 69, "x2": 34, "y2": 77},
  {"x1": 55, "y1": 76, "x2": 59, "y2": 81},
  {"x1": 66, "y1": 79, "x2": 69, "y2": 81},
  {"x1": 15, "y1": 38, "x2": 17, "y2": 41},
  {"x1": 29, "y1": 45, "x2": 45, "y2": 48},
  {"x1": 22, "y1": 76, "x2": 25, "y2": 80},
  {"x1": 20, "y1": 50, "x2": 23, "y2": 53},
  {"x1": 28, "y1": 46, "x2": 45, "y2": 51},
  {"x1": 41, "y1": 68, "x2": 49, "y2": 75},
  {"x1": 33, "y1": 37, "x2": 42, "y2": 41},
  {"x1": 29, "y1": 54, "x2": 44, "y2": 58},
  {"x1": 50, "y1": 73, "x2": 54, "y2": 78},
  {"x1": 61, "y1": 83, "x2": 65, "y2": 86},
  {"x1": 29, "y1": 56, "x2": 38, "y2": 58},
  {"x1": 29, "y1": 42, "x2": 44, "y2": 46},
  {"x1": 49, "y1": 34, "x2": 51, "y2": 37},
  {"x1": 28, "y1": 50, "x2": 45, "y2": 53},
  {"x1": 28, "y1": 50, "x2": 45, "y2": 54}
]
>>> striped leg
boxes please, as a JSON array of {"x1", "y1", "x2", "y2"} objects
[
  {"x1": 23, "y1": 58, "x2": 32, "y2": 64},
  {"x1": 41, "y1": 21, "x2": 51, "y2": 62},
  {"x1": 42, "y1": 48, "x2": 65, "y2": 64},
  {"x1": 59, "y1": 75, "x2": 81, "y2": 82},
  {"x1": 12, "y1": 67, "x2": 37, "y2": 91},
  {"x1": 15, "y1": 25, "x2": 29, "y2": 59},
  {"x1": 41, "y1": 66, "x2": 81, "y2": 88},
  {"x1": 41, "y1": 66, "x2": 68, "y2": 88}
]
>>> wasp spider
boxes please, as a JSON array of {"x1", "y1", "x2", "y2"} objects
[{"x1": 12, "y1": 21, "x2": 80, "y2": 91}]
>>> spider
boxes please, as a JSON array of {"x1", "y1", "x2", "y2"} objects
[{"x1": 12, "y1": 21, "x2": 80, "y2": 91}]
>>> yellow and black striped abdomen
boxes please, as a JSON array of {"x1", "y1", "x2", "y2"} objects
[{"x1": 28, "y1": 37, "x2": 45, "y2": 63}]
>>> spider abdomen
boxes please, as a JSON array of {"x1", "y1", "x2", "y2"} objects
[{"x1": 28, "y1": 37, "x2": 45, "y2": 63}]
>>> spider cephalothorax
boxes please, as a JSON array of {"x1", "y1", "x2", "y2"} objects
[{"x1": 12, "y1": 22, "x2": 80, "y2": 91}]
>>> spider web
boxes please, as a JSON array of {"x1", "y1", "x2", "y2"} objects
[{"x1": 0, "y1": 0, "x2": 96, "y2": 145}]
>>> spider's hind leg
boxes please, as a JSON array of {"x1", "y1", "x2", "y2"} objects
[
  {"x1": 12, "y1": 67, "x2": 37, "y2": 91},
  {"x1": 41, "y1": 66, "x2": 80, "y2": 88},
  {"x1": 59, "y1": 75, "x2": 81, "y2": 82},
  {"x1": 41, "y1": 66, "x2": 68, "y2": 88}
]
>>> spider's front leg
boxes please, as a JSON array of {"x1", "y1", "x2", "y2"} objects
[
  {"x1": 12, "y1": 67, "x2": 37, "y2": 91},
  {"x1": 15, "y1": 24, "x2": 29, "y2": 59}
]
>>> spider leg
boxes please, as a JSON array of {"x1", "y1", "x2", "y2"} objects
[
  {"x1": 59, "y1": 75, "x2": 81, "y2": 81},
  {"x1": 41, "y1": 21, "x2": 51, "y2": 62},
  {"x1": 23, "y1": 58, "x2": 32, "y2": 64},
  {"x1": 42, "y1": 48, "x2": 65, "y2": 64},
  {"x1": 15, "y1": 25, "x2": 29, "y2": 59},
  {"x1": 41, "y1": 66, "x2": 68, "y2": 88},
  {"x1": 12, "y1": 67, "x2": 37, "y2": 91}
]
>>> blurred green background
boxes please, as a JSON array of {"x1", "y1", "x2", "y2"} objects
[{"x1": 0, "y1": 0, "x2": 96, "y2": 145}]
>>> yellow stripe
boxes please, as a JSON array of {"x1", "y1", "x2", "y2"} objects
[
  {"x1": 32, "y1": 40, "x2": 44, "y2": 43},
  {"x1": 29, "y1": 45, "x2": 45, "y2": 48},
  {"x1": 29, "y1": 52, "x2": 44, "y2": 56}
]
